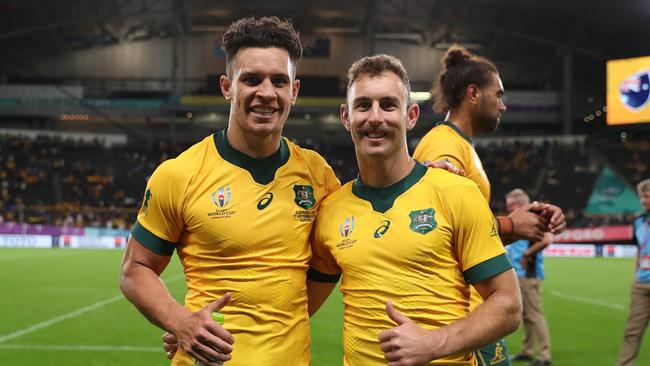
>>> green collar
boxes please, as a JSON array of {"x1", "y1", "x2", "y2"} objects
[
  {"x1": 436, "y1": 121, "x2": 473, "y2": 144},
  {"x1": 213, "y1": 129, "x2": 289, "y2": 185},
  {"x1": 352, "y1": 162, "x2": 427, "y2": 213}
]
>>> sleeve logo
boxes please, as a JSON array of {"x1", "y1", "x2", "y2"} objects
[
  {"x1": 142, "y1": 188, "x2": 152, "y2": 215},
  {"x1": 409, "y1": 208, "x2": 437, "y2": 234}
]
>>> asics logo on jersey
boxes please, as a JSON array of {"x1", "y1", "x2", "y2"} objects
[
  {"x1": 374, "y1": 220, "x2": 391, "y2": 238},
  {"x1": 257, "y1": 192, "x2": 274, "y2": 210}
]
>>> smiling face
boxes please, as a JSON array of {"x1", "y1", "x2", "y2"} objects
[
  {"x1": 220, "y1": 47, "x2": 300, "y2": 140},
  {"x1": 341, "y1": 71, "x2": 419, "y2": 161}
]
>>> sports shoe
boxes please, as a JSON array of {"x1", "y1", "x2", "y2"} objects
[
  {"x1": 530, "y1": 359, "x2": 551, "y2": 366},
  {"x1": 510, "y1": 354, "x2": 534, "y2": 362}
]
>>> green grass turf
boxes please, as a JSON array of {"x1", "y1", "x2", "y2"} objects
[{"x1": 0, "y1": 249, "x2": 648, "y2": 365}]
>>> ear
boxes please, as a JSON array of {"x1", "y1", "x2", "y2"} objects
[
  {"x1": 340, "y1": 104, "x2": 351, "y2": 132},
  {"x1": 466, "y1": 84, "x2": 481, "y2": 105},
  {"x1": 291, "y1": 79, "x2": 301, "y2": 105},
  {"x1": 220, "y1": 75, "x2": 233, "y2": 101},
  {"x1": 405, "y1": 103, "x2": 420, "y2": 131}
]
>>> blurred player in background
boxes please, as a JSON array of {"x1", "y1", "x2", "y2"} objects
[
  {"x1": 120, "y1": 16, "x2": 340, "y2": 366},
  {"x1": 505, "y1": 189, "x2": 552, "y2": 366},
  {"x1": 413, "y1": 45, "x2": 566, "y2": 366},
  {"x1": 616, "y1": 178, "x2": 650, "y2": 366},
  {"x1": 307, "y1": 54, "x2": 522, "y2": 366}
]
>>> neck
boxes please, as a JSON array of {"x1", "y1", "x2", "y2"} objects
[
  {"x1": 357, "y1": 149, "x2": 415, "y2": 188},
  {"x1": 226, "y1": 124, "x2": 281, "y2": 158},
  {"x1": 446, "y1": 109, "x2": 475, "y2": 139}
]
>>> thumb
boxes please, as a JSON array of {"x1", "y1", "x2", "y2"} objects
[
  {"x1": 386, "y1": 301, "x2": 410, "y2": 325},
  {"x1": 205, "y1": 292, "x2": 232, "y2": 313}
]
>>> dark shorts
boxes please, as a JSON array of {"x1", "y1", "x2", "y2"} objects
[{"x1": 474, "y1": 339, "x2": 510, "y2": 366}]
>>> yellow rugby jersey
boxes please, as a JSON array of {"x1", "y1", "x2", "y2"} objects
[
  {"x1": 131, "y1": 130, "x2": 339, "y2": 366},
  {"x1": 413, "y1": 121, "x2": 490, "y2": 202},
  {"x1": 309, "y1": 163, "x2": 511, "y2": 366},
  {"x1": 413, "y1": 121, "x2": 493, "y2": 313}
]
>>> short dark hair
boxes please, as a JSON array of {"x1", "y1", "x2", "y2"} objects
[
  {"x1": 222, "y1": 16, "x2": 302, "y2": 76},
  {"x1": 346, "y1": 54, "x2": 411, "y2": 104},
  {"x1": 432, "y1": 45, "x2": 498, "y2": 113}
]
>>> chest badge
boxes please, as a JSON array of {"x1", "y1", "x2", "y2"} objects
[
  {"x1": 409, "y1": 208, "x2": 437, "y2": 234},
  {"x1": 293, "y1": 185, "x2": 315, "y2": 210}
]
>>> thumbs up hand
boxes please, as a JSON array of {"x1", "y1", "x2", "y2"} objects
[
  {"x1": 378, "y1": 301, "x2": 440, "y2": 366},
  {"x1": 169, "y1": 293, "x2": 234, "y2": 365}
]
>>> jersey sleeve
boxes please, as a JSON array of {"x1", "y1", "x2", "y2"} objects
[
  {"x1": 130, "y1": 159, "x2": 188, "y2": 256},
  {"x1": 413, "y1": 133, "x2": 467, "y2": 172},
  {"x1": 443, "y1": 182, "x2": 512, "y2": 285},
  {"x1": 308, "y1": 211, "x2": 342, "y2": 283}
]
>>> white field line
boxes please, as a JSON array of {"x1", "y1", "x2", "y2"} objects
[
  {"x1": 0, "y1": 344, "x2": 160, "y2": 352},
  {"x1": 0, "y1": 273, "x2": 184, "y2": 344},
  {"x1": 548, "y1": 290, "x2": 626, "y2": 311}
]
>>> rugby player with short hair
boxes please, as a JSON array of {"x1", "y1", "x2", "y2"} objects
[
  {"x1": 307, "y1": 54, "x2": 522, "y2": 366},
  {"x1": 120, "y1": 16, "x2": 340, "y2": 366}
]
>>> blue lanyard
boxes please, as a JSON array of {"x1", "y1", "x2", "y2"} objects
[{"x1": 641, "y1": 220, "x2": 649, "y2": 256}]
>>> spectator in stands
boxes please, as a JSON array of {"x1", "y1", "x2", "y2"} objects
[
  {"x1": 506, "y1": 189, "x2": 552, "y2": 366},
  {"x1": 616, "y1": 178, "x2": 650, "y2": 366}
]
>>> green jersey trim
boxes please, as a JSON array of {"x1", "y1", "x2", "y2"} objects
[
  {"x1": 131, "y1": 221, "x2": 176, "y2": 256},
  {"x1": 352, "y1": 162, "x2": 427, "y2": 213},
  {"x1": 213, "y1": 129, "x2": 290, "y2": 185},
  {"x1": 436, "y1": 121, "x2": 473, "y2": 144},
  {"x1": 464, "y1": 253, "x2": 513, "y2": 285}
]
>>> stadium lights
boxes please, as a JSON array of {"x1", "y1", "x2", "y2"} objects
[
  {"x1": 434, "y1": 43, "x2": 482, "y2": 50},
  {"x1": 375, "y1": 33, "x2": 423, "y2": 42},
  {"x1": 410, "y1": 91, "x2": 431, "y2": 102},
  {"x1": 59, "y1": 114, "x2": 90, "y2": 121},
  {"x1": 312, "y1": 27, "x2": 358, "y2": 34}
]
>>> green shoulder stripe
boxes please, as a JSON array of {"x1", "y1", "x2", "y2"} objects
[
  {"x1": 464, "y1": 253, "x2": 513, "y2": 284},
  {"x1": 131, "y1": 221, "x2": 176, "y2": 256}
]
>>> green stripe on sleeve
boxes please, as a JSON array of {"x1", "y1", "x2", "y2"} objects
[
  {"x1": 464, "y1": 253, "x2": 513, "y2": 284},
  {"x1": 131, "y1": 221, "x2": 176, "y2": 256}
]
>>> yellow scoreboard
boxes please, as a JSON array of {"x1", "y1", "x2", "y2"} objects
[{"x1": 606, "y1": 56, "x2": 650, "y2": 125}]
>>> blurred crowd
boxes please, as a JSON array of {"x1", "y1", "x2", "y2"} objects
[{"x1": 0, "y1": 133, "x2": 645, "y2": 229}]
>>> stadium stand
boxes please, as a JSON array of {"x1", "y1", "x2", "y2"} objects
[{"x1": 1, "y1": 132, "x2": 642, "y2": 229}]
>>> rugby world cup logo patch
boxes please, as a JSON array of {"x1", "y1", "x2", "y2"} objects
[
  {"x1": 620, "y1": 70, "x2": 650, "y2": 110},
  {"x1": 212, "y1": 186, "x2": 231, "y2": 208},
  {"x1": 340, "y1": 216, "x2": 355, "y2": 238}
]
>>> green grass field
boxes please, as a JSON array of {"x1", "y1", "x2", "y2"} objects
[{"x1": 1, "y1": 248, "x2": 648, "y2": 365}]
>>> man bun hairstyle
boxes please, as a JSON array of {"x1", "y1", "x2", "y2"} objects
[
  {"x1": 432, "y1": 45, "x2": 498, "y2": 113},
  {"x1": 222, "y1": 16, "x2": 302, "y2": 76}
]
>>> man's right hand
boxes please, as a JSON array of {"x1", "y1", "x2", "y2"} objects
[
  {"x1": 508, "y1": 203, "x2": 548, "y2": 242},
  {"x1": 166, "y1": 293, "x2": 234, "y2": 365}
]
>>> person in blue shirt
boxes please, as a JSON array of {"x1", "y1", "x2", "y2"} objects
[
  {"x1": 617, "y1": 178, "x2": 650, "y2": 366},
  {"x1": 505, "y1": 189, "x2": 552, "y2": 366}
]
